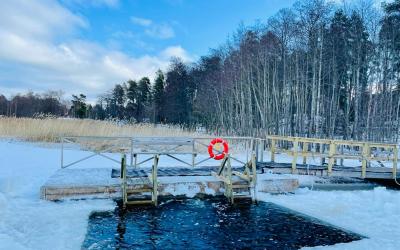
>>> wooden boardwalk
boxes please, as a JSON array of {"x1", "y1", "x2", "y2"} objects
[
  {"x1": 111, "y1": 166, "x2": 263, "y2": 178},
  {"x1": 258, "y1": 162, "x2": 399, "y2": 180}
]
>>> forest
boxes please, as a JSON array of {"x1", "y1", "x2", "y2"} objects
[{"x1": 1, "y1": 0, "x2": 399, "y2": 142}]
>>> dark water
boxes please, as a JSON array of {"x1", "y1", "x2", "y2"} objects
[{"x1": 82, "y1": 198, "x2": 362, "y2": 250}]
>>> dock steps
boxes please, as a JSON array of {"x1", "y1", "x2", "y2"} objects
[
  {"x1": 213, "y1": 153, "x2": 257, "y2": 204},
  {"x1": 121, "y1": 154, "x2": 159, "y2": 207}
]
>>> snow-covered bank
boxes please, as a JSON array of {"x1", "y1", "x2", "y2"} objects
[
  {"x1": 0, "y1": 141, "x2": 114, "y2": 250},
  {"x1": 258, "y1": 187, "x2": 400, "y2": 249}
]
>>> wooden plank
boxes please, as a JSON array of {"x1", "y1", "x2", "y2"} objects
[
  {"x1": 211, "y1": 171, "x2": 230, "y2": 184},
  {"x1": 232, "y1": 171, "x2": 250, "y2": 181}
]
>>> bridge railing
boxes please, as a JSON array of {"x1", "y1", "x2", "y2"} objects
[
  {"x1": 259, "y1": 135, "x2": 398, "y2": 178},
  {"x1": 60, "y1": 136, "x2": 256, "y2": 169}
]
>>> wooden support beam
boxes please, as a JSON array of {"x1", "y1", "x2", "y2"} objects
[
  {"x1": 251, "y1": 152, "x2": 257, "y2": 202},
  {"x1": 361, "y1": 143, "x2": 369, "y2": 178},
  {"x1": 121, "y1": 154, "x2": 127, "y2": 208},
  {"x1": 328, "y1": 142, "x2": 336, "y2": 175},
  {"x1": 211, "y1": 171, "x2": 230, "y2": 183},
  {"x1": 232, "y1": 171, "x2": 250, "y2": 181},
  {"x1": 291, "y1": 139, "x2": 298, "y2": 174},
  {"x1": 152, "y1": 154, "x2": 159, "y2": 206},
  {"x1": 302, "y1": 142, "x2": 308, "y2": 164},
  {"x1": 271, "y1": 139, "x2": 276, "y2": 162}
]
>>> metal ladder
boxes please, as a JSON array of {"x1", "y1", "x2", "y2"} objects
[{"x1": 121, "y1": 154, "x2": 159, "y2": 207}]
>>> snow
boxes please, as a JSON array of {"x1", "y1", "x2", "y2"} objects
[
  {"x1": 258, "y1": 187, "x2": 400, "y2": 249},
  {"x1": 0, "y1": 141, "x2": 115, "y2": 250}
]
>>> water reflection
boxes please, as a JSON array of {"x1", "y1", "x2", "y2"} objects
[{"x1": 83, "y1": 198, "x2": 362, "y2": 249}]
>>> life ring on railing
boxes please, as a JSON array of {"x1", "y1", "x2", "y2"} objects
[{"x1": 208, "y1": 138, "x2": 229, "y2": 160}]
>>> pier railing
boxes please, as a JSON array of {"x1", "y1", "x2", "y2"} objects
[
  {"x1": 259, "y1": 136, "x2": 398, "y2": 178},
  {"x1": 60, "y1": 135, "x2": 399, "y2": 179},
  {"x1": 60, "y1": 136, "x2": 256, "y2": 169}
]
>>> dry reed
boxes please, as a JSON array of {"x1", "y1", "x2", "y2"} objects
[{"x1": 0, "y1": 117, "x2": 201, "y2": 142}]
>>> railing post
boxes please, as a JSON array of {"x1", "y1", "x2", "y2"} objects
[
  {"x1": 260, "y1": 139, "x2": 264, "y2": 162},
  {"x1": 320, "y1": 143, "x2": 326, "y2": 165},
  {"x1": 251, "y1": 152, "x2": 257, "y2": 203},
  {"x1": 152, "y1": 154, "x2": 159, "y2": 206},
  {"x1": 292, "y1": 139, "x2": 298, "y2": 173},
  {"x1": 255, "y1": 139, "x2": 259, "y2": 163},
  {"x1": 226, "y1": 155, "x2": 233, "y2": 204},
  {"x1": 302, "y1": 142, "x2": 308, "y2": 165},
  {"x1": 121, "y1": 154, "x2": 127, "y2": 208},
  {"x1": 361, "y1": 143, "x2": 369, "y2": 178},
  {"x1": 271, "y1": 139, "x2": 276, "y2": 163},
  {"x1": 393, "y1": 146, "x2": 398, "y2": 179},
  {"x1": 328, "y1": 141, "x2": 336, "y2": 175}
]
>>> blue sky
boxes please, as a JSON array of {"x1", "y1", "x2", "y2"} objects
[
  {"x1": 65, "y1": 0, "x2": 297, "y2": 57},
  {"x1": 0, "y1": 0, "x2": 297, "y2": 101}
]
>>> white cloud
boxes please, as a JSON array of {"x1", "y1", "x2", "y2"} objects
[
  {"x1": 0, "y1": 0, "x2": 191, "y2": 101},
  {"x1": 130, "y1": 17, "x2": 153, "y2": 27},
  {"x1": 131, "y1": 16, "x2": 175, "y2": 39},
  {"x1": 161, "y1": 45, "x2": 193, "y2": 62},
  {"x1": 145, "y1": 23, "x2": 175, "y2": 39}
]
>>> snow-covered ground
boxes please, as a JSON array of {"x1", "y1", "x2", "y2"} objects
[
  {"x1": 0, "y1": 141, "x2": 115, "y2": 250},
  {"x1": 258, "y1": 187, "x2": 400, "y2": 249},
  {"x1": 1, "y1": 140, "x2": 399, "y2": 249}
]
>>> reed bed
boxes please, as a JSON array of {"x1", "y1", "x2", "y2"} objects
[{"x1": 0, "y1": 117, "x2": 200, "y2": 142}]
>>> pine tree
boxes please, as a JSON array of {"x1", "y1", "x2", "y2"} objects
[
  {"x1": 70, "y1": 94, "x2": 87, "y2": 119},
  {"x1": 126, "y1": 80, "x2": 138, "y2": 121},
  {"x1": 152, "y1": 70, "x2": 165, "y2": 123},
  {"x1": 137, "y1": 77, "x2": 151, "y2": 121},
  {"x1": 112, "y1": 84, "x2": 125, "y2": 119},
  {"x1": 164, "y1": 59, "x2": 193, "y2": 124}
]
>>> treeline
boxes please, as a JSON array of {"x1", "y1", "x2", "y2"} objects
[
  {"x1": 1, "y1": 0, "x2": 400, "y2": 142},
  {"x1": 82, "y1": 63, "x2": 195, "y2": 124},
  {"x1": 0, "y1": 91, "x2": 67, "y2": 117},
  {"x1": 88, "y1": 0, "x2": 400, "y2": 142}
]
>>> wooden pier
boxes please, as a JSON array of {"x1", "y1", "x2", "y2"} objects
[
  {"x1": 258, "y1": 135, "x2": 399, "y2": 180},
  {"x1": 40, "y1": 135, "x2": 399, "y2": 204}
]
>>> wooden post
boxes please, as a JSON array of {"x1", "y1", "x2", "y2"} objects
[
  {"x1": 271, "y1": 139, "x2": 276, "y2": 162},
  {"x1": 255, "y1": 139, "x2": 259, "y2": 163},
  {"x1": 393, "y1": 146, "x2": 398, "y2": 179},
  {"x1": 222, "y1": 154, "x2": 233, "y2": 204},
  {"x1": 251, "y1": 152, "x2": 257, "y2": 203},
  {"x1": 328, "y1": 141, "x2": 336, "y2": 175},
  {"x1": 302, "y1": 142, "x2": 308, "y2": 165},
  {"x1": 320, "y1": 144, "x2": 326, "y2": 165},
  {"x1": 152, "y1": 154, "x2": 159, "y2": 206},
  {"x1": 260, "y1": 139, "x2": 264, "y2": 162},
  {"x1": 121, "y1": 154, "x2": 127, "y2": 208},
  {"x1": 361, "y1": 143, "x2": 369, "y2": 178},
  {"x1": 340, "y1": 145, "x2": 344, "y2": 166},
  {"x1": 134, "y1": 154, "x2": 137, "y2": 168},
  {"x1": 292, "y1": 139, "x2": 298, "y2": 173}
]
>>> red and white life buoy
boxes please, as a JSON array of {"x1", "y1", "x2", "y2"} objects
[{"x1": 208, "y1": 138, "x2": 229, "y2": 160}]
